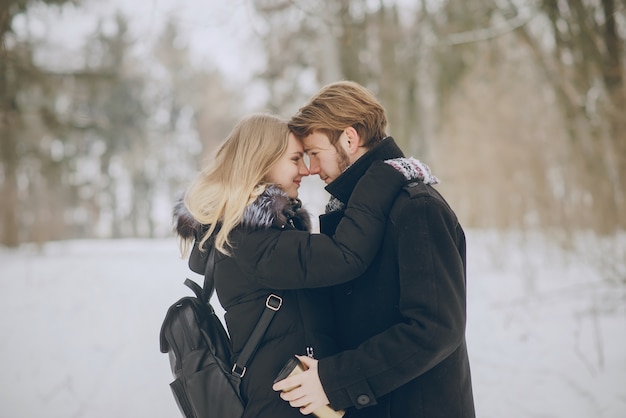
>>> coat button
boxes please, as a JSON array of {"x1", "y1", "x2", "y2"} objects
[{"x1": 356, "y1": 394, "x2": 370, "y2": 405}]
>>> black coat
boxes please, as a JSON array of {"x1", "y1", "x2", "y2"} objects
[
  {"x1": 317, "y1": 138, "x2": 475, "y2": 418},
  {"x1": 225, "y1": 145, "x2": 475, "y2": 417},
  {"x1": 176, "y1": 162, "x2": 408, "y2": 418}
]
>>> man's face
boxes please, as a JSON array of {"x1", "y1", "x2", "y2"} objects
[{"x1": 302, "y1": 131, "x2": 350, "y2": 184}]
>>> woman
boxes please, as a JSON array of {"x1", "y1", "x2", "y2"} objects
[{"x1": 174, "y1": 113, "x2": 413, "y2": 417}]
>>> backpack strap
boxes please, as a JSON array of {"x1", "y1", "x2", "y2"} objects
[
  {"x1": 182, "y1": 240, "x2": 214, "y2": 303},
  {"x1": 201, "y1": 245, "x2": 283, "y2": 379},
  {"x1": 231, "y1": 292, "x2": 282, "y2": 378},
  {"x1": 202, "y1": 244, "x2": 217, "y2": 302},
  {"x1": 183, "y1": 278, "x2": 204, "y2": 300}
]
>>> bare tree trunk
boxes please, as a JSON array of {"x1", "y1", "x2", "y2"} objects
[
  {"x1": 0, "y1": 21, "x2": 20, "y2": 247},
  {"x1": 318, "y1": 18, "x2": 343, "y2": 85},
  {"x1": 338, "y1": 0, "x2": 368, "y2": 84},
  {"x1": 601, "y1": 0, "x2": 626, "y2": 227},
  {"x1": 515, "y1": 0, "x2": 626, "y2": 232},
  {"x1": 0, "y1": 132, "x2": 20, "y2": 247}
]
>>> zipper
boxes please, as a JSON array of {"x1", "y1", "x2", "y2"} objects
[
  {"x1": 168, "y1": 302, "x2": 196, "y2": 373},
  {"x1": 179, "y1": 303, "x2": 196, "y2": 350},
  {"x1": 294, "y1": 292, "x2": 315, "y2": 359}
]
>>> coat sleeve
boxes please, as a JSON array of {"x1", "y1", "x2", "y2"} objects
[
  {"x1": 317, "y1": 193, "x2": 468, "y2": 410},
  {"x1": 228, "y1": 161, "x2": 405, "y2": 289}
]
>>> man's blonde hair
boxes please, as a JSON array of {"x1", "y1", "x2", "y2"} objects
[
  {"x1": 289, "y1": 80, "x2": 387, "y2": 148},
  {"x1": 183, "y1": 113, "x2": 290, "y2": 255}
]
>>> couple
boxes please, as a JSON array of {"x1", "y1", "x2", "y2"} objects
[{"x1": 174, "y1": 81, "x2": 475, "y2": 418}]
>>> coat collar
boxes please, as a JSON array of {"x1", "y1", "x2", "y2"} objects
[
  {"x1": 175, "y1": 185, "x2": 312, "y2": 275},
  {"x1": 240, "y1": 185, "x2": 312, "y2": 232},
  {"x1": 173, "y1": 185, "x2": 312, "y2": 240},
  {"x1": 325, "y1": 136, "x2": 404, "y2": 204}
]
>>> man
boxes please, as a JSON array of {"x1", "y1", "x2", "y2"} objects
[{"x1": 273, "y1": 81, "x2": 475, "y2": 418}]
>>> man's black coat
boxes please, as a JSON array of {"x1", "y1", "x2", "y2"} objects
[
  {"x1": 318, "y1": 138, "x2": 475, "y2": 418},
  {"x1": 230, "y1": 140, "x2": 475, "y2": 417}
]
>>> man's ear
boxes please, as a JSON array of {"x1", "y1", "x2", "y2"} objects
[{"x1": 343, "y1": 127, "x2": 361, "y2": 155}]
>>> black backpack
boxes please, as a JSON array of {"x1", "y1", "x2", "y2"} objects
[{"x1": 159, "y1": 247, "x2": 283, "y2": 418}]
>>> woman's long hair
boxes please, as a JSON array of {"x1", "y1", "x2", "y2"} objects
[{"x1": 183, "y1": 113, "x2": 290, "y2": 255}]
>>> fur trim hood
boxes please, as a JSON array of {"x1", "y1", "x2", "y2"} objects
[{"x1": 173, "y1": 185, "x2": 312, "y2": 240}]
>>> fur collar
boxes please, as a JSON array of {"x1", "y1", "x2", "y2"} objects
[{"x1": 173, "y1": 185, "x2": 312, "y2": 239}]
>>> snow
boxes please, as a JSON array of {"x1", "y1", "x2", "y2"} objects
[{"x1": 0, "y1": 231, "x2": 624, "y2": 418}]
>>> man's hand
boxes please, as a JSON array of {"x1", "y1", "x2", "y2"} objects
[{"x1": 272, "y1": 355, "x2": 330, "y2": 415}]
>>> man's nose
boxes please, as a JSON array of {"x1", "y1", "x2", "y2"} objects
[
  {"x1": 299, "y1": 160, "x2": 310, "y2": 176},
  {"x1": 308, "y1": 159, "x2": 321, "y2": 175}
]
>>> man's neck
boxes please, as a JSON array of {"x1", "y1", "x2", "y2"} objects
[
  {"x1": 349, "y1": 147, "x2": 369, "y2": 165},
  {"x1": 326, "y1": 137, "x2": 404, "y2": 204}
]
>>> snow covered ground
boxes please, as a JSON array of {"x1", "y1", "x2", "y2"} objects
[{"x1": 0, "y1": 231, "x2": 624, "y2": 418}]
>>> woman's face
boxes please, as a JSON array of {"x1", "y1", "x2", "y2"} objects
[{"x1": 266, "y1": 133, "x2": 309, "y2": 198}]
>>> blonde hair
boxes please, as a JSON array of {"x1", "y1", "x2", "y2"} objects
[
  {"x1": 183, "y1": 113, "x2": 290, "y2": 255},
  {"x1": 288, "y1": 80, "x2": 387, "y2": 148}
]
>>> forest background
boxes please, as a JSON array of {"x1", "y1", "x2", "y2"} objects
[
  {"x1": 2, "y1": 0, "x2": 625, "y2": 351},
  {"x1": 2, "y1": 0, "x2": 625, "y2": 248},
  {"x1": 1, "y1": 0, "x2": 625, "y2": 417},
  {"x1": 2, "y1": 0, "x2": 625, "y2": 254}
]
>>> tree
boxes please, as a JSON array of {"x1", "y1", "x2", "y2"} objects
[
  {"x1": 515, "y1": 0, "x2": 626, "y2": 232},
  {"x1": 0, "y1": 2, "x2": 249, "y2": 246},
  {"x1": 0, "y1": 0, "x2": 79, "y2": 246},
  {"x1": 252, "y1": 0, "x2": 625, "y2": 234}
]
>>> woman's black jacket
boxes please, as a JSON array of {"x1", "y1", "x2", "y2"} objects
[{"x1": 174, "y1": 162, "x2": 407, "y2": 418}]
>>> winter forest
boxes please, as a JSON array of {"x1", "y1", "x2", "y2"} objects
[
  {"x1": 2, "y1": 0, "x2": 626, "y2": 245},
  {"x1": 1, "y1": 0, "x2": 625, "y2": 417}
]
